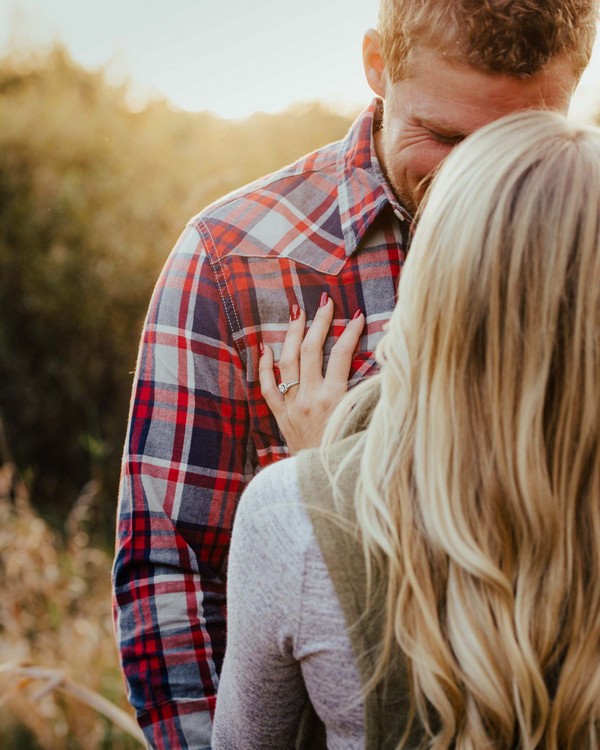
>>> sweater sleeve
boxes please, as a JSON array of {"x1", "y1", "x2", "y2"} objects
[{"x1": 212, "y1": 458, "x2": 310, "y2": 750}]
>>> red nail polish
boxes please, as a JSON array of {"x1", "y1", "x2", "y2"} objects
[
  {"x1": 290, "y1": 304, "x2": 300, "y2": 321},
  {"x1": 259, "y1": 342, "x2": 264, "y2": 355},
  {"x1": 319, "y1": 292, "x2": 329, "y2": 308},
  {"x1": 352, "y1": 309, "x2": 362, "y2": 320}
]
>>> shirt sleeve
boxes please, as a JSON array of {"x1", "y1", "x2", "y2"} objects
[
  {"x1": 112, "y1": 224, "x2": 254, "y2": 749},
  {"x1": 212, "y1": 458, "x2": 309, "y2": 750}
]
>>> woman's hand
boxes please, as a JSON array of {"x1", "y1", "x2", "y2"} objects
[{"x1": 259, "y1": 293, "x2": 365, "y2": 454}]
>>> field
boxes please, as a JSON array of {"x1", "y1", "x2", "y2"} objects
[{"x1": 0, "y1": 460, "x2": 143, "y2": 749}]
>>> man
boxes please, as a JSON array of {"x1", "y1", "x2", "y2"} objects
[{"x1": 113, "y1": 1, "x2": 597, "y2": 747}]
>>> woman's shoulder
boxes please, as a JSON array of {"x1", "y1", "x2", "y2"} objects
[
  {"x1": 238, "y1": 455, "x2": 302, "y2": 512},
  {"x1": 233, "y1": 456, "x2": 314, "y2": 553}
]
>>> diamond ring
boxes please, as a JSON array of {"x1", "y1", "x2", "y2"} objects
[{"x1": 278, "y1": 380, "x2": 300, "y2": 396}]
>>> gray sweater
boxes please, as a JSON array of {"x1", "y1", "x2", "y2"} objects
[{"x1": 213, "y1": 456, "x2": 365, "y2": 749}]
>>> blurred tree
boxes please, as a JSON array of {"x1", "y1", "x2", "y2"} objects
[{"x1": 0, "y1": 45, "x2": 354, "y2": 540}]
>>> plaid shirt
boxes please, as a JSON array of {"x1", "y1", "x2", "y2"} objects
[{"x1": 113, "y1": 98, "x2": 412, "y2": 749}]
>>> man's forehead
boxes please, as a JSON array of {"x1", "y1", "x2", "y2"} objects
[{"x1": 399, "y1": 47, "x2": 576, "y2": 126}]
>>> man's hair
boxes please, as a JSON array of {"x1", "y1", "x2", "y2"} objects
[{"x1": 378, "y1": 0, "x2": 598, "y2": 81}]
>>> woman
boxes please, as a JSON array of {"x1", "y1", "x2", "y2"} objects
[{"x1": 212, "y1": 110, "x2": 600, "y2": 749}]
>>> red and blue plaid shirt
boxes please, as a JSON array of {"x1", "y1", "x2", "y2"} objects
[{"x1": 113, "y1": 98, "x2": 412, "y2": 749}]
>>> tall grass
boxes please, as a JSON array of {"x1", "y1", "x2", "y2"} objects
[{"x1": 0, "y1": 461, "x2": 144, "y2": 749}]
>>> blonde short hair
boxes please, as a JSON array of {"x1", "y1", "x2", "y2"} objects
[{"x1": 378, "y1": 0, "x2": 598, "y2": 81}]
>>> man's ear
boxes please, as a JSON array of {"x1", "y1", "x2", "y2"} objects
[{"x1": 362, "y1": 28, "x2": 386, "y2": 97}]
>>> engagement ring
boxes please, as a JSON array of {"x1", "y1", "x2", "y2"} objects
[{"x1": 278, "y1": 380, "x2": 300, "y2": 395}]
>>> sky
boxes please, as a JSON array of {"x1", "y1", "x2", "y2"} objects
[{"x1": 1, "y1": 0, "x2": 599, "y2": 121}]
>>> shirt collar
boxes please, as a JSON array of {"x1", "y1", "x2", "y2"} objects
[{"x1": 337, "y1": 98, "x2": 412, "y2": 257}]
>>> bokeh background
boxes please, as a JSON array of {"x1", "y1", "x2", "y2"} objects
[{"x1": 0, "y1": 2, "x2": 598, "y2": 747}]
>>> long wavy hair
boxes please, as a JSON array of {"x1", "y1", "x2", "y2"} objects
[{"x1": 323, "y1": 110, "x2": 600, "y2": 749}]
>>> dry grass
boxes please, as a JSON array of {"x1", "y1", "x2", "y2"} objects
[{"x1": 0, "y1": 463, "x2": 144, "y2": 749}]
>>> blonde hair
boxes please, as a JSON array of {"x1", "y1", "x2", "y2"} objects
[
  {"x1": 324, "y1": 110, "x2": 600, "y2": 749},
  {"x1": 378, "y1": 0, "x2": 598, "y2": 82}
]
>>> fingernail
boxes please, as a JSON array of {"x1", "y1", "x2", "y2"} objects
[
  {"x1": 290, "y1": 304, "x2": 300, "y2": 321},
  {"x1": 352, "y1": 309, "x2": 362, "y2": 320},
  {"x1": 319, "y1": 292, "x2": 329, "y2": 308},
  {"x1": 259, "y1": 342, "x2": 264, "y2": 355}
]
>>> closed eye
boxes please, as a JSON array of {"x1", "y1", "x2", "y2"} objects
[{"x1": 426, "y1": 129, "x2": 464, "y2": 146}]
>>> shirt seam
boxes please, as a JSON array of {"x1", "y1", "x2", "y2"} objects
[{"x1": 196, "y1": 217, "x2": 249, "y2": 364}]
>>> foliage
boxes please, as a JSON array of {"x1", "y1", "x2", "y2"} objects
[
  {"x1": 0, "y1": 45, "x2": 354, "y2": 534},
  {"x1": 0, "y1": 459, "x2": 143, "y2": 749}
]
